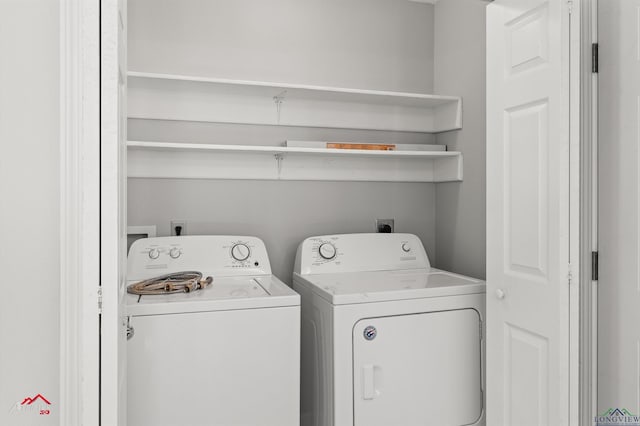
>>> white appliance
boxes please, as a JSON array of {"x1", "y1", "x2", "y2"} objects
[
  {"x1": 127, "y1": 235, "x2": 300, "y2": 426},
  {"x1": 293, "y1": 233, "x2": 486, "y2": 426}
]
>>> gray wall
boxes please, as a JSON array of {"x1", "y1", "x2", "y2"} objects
[
  {"x1": 128, "y1": 0, "x2": 435, "y2": 93},
  {"x1": 127, "y1": 0, "x2": 440, "y2": 283},
  {"x1": 128, "y1": 179, "x2": 436, "y2": 284},
  {"x1": 434, "y1": 0, "x2": 488, "y2": 279},
  {"x1": 0, "y1": 0, "x2": 60, "y2": 424}
]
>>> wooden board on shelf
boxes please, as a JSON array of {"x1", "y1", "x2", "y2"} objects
[{"x1": 284, "y1": 140, "x2": 447, "y2": 151}]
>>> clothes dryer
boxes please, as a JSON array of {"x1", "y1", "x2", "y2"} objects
[
  {"x1": 293, "y1": 233, "x2": 485, "y2": 426},
  {"x1": 127, "y1": 235, "x2": 300, "y2": 426}
]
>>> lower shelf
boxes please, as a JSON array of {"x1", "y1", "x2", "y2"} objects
[{"x1": 127, "y1": 141, "x2": 463, "y2": 182}]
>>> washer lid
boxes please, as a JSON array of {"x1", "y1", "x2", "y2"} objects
[
  {"x1": 294, "y1": 268, "x2": 485, "y2": 305},
  {"x1": 126, "y1": 275, "x2": 299, "y2": 316}
]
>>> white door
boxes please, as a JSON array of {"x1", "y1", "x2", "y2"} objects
[
  {"x1": 486, "y1": 0, "x2": 576, "y2": 424},
  {"x1": 598, "y1": 0, "x2": 640, "y2": 415},
  {"x1": 101, "y1": 0, "x2": 128, "y2": 424},
  {"x1": 352, "y1": 310, "x2": 482, "y2": 426}
]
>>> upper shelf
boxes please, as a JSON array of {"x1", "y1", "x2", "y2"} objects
[{"x1": 127, "y1": 72, "x2": 463, "y2": 133}]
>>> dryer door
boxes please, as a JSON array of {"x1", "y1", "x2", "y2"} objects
[{"x1": 353, "y1": 309, "x2": 482, "y2": 426}]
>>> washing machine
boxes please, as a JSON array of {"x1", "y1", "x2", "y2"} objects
[
  {"x1": 127, "y1": 235, "x2": 300, "y2": 426},
  {"x1": 293, "y1": 233, "x2": 485, "y2": 426}
]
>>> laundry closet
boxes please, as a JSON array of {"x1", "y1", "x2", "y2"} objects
[
  {"x1": 125, "y1": 0, "x2": 487, "y2": 283},
  {"x1": 100, "y1": 0, "x2": 584, "y2": 425}
]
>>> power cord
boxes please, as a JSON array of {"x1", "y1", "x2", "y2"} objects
[{"x1": 127, "y1": 271, "x2": 213, "y2": 295}]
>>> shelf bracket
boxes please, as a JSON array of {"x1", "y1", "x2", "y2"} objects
[
  {"x1": 274, "y1": 154, "x2": 285, "y2": 179},
  {"x1": 273, "y1": 90, "x2": 287, "y2": 124}
]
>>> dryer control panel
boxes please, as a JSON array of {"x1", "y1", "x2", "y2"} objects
[
  {"x1": 127, "y1": 235, "x2": 272, "y2": 280},
  {"x1": 294, "y1": 233, "x2": 430, "y2": 275}
]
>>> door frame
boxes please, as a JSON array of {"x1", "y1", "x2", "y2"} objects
[
  {"x1": 572, "y1": 0, "x2": 599, "y2": 422},
  {"x1": 577, "y1": 0, "x2": 598, "y2": 423},
  {"x1": 59, "y1": 0, "x2": 101, "y2": 425}
]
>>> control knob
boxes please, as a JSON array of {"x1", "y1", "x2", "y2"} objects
[
  {"x1": 318, "y1": 243, "x2": 337, "y2": 260},
  {"x1": 169, "y1": 248, "x2": 181, "y2": 259},
  {"x1": 148, "y1": 248, "x2": 160, "y2": 259},
  {"x1": 401, "y1": 243, "x2": 412, "y2": 253},
  {"x1": 231, "y1": 243, "x2": 251, "y2": 262}
]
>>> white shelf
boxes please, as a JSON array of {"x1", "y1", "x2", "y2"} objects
[
  {"x1": 128, "y1": 72, "x2": 462, "y2": 133},
  {"x1": 127, "y1": 141, "x2": 463, "y2": 182}
]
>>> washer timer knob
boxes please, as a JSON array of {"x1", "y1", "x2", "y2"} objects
[
  {"x1": 148, "y1": 248, "x2": 160, "y2": 259},
  {"x1": 401, "y1": 243, "x2": 412, "y2": 253},
  {"x1": 231, "y1": 243, "x2": 251, "y2": 262},
  {"x1": 169, "y1": 248, "x2": 181, "y2": 259},
  {"x1": 318, "y1": 243, "x2": 337, "y2": 260}
]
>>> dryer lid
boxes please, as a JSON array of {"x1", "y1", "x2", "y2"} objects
[{"x1": 294, "y1": 268, "x2": 485, "y2": 305}]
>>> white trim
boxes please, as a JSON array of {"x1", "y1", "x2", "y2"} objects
[
  {"x1": 590, "y1": 0, "x2": 598, "y2": 418},
  {"x1": 101, "y1": 0, "x2": 128, "y2": 424},
  {"x1": 569, "y1": 0, "x2": 582, "y2": 423},
  {"x1": 59, "y1": 0, "x2": 100, "y2": 425},
  {"x1": 578, "y1": 0, "x2": 598, "y2": 423}
]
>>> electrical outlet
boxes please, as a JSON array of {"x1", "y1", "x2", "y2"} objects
[
  {"x1": 376, "y1": 219, "x2": 394, "y2": 233},
  {"x1": 170, "y1": 220, "x2": 187, "y2": 236}
]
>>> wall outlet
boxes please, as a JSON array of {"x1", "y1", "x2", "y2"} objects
[
  {"x1": 170, "y1": 220, "x2": 187, "y2": 236},
  {"x1": 376, "y1": 218, "x2": 394, "y2": 233}
]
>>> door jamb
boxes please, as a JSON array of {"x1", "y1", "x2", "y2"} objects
[
  {"x1": 59, "y1": 0, "x2": 101, "y2": 424},
  {"x1": 578, "y1": 0, "x2": 598, "y2": 423}
]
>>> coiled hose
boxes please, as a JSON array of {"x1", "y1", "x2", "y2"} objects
[{"x1": 127, "y1": 271, "x2": 213, "y2": 295}]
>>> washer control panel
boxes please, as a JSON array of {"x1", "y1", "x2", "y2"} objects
[
  {"x1": 128, "y1": 235, "x2": 271, "y2": 281},
  {"x1": 294, "y1": 233, "x2": 430, "y2": 275}
]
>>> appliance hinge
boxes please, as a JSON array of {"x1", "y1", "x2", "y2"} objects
[
  {"x1": 592, "y1": 43, "x2": 599, "y2": 73},
  {"x1": 127, "y1": 316, "x2": 135, "y2": 340},
  {"x1": 592, "y1": 251, "x2": 599, "y2": 281},
  {"x1": 97, "y1": 286, "x2": 103, "y2": 315}
]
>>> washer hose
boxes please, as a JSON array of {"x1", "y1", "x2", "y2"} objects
[{"x1": 127, "y1": 271, "x2": 213, "y2": 295}]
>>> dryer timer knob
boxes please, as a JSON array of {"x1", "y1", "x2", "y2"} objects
[
  {"x1": 319, "y1": 243, "x2": 337, "y2": 260},
  {"x1": 169, "y1": 248, "x2": 181, "y2": 259}
]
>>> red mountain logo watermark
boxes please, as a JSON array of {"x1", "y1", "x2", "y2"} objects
[
  {"x1": 9, "y1": 393, "x2": 52, "y2": 416},
  {"x1": 21, "y1": 394, "x2": 51, "y2": 406}
]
